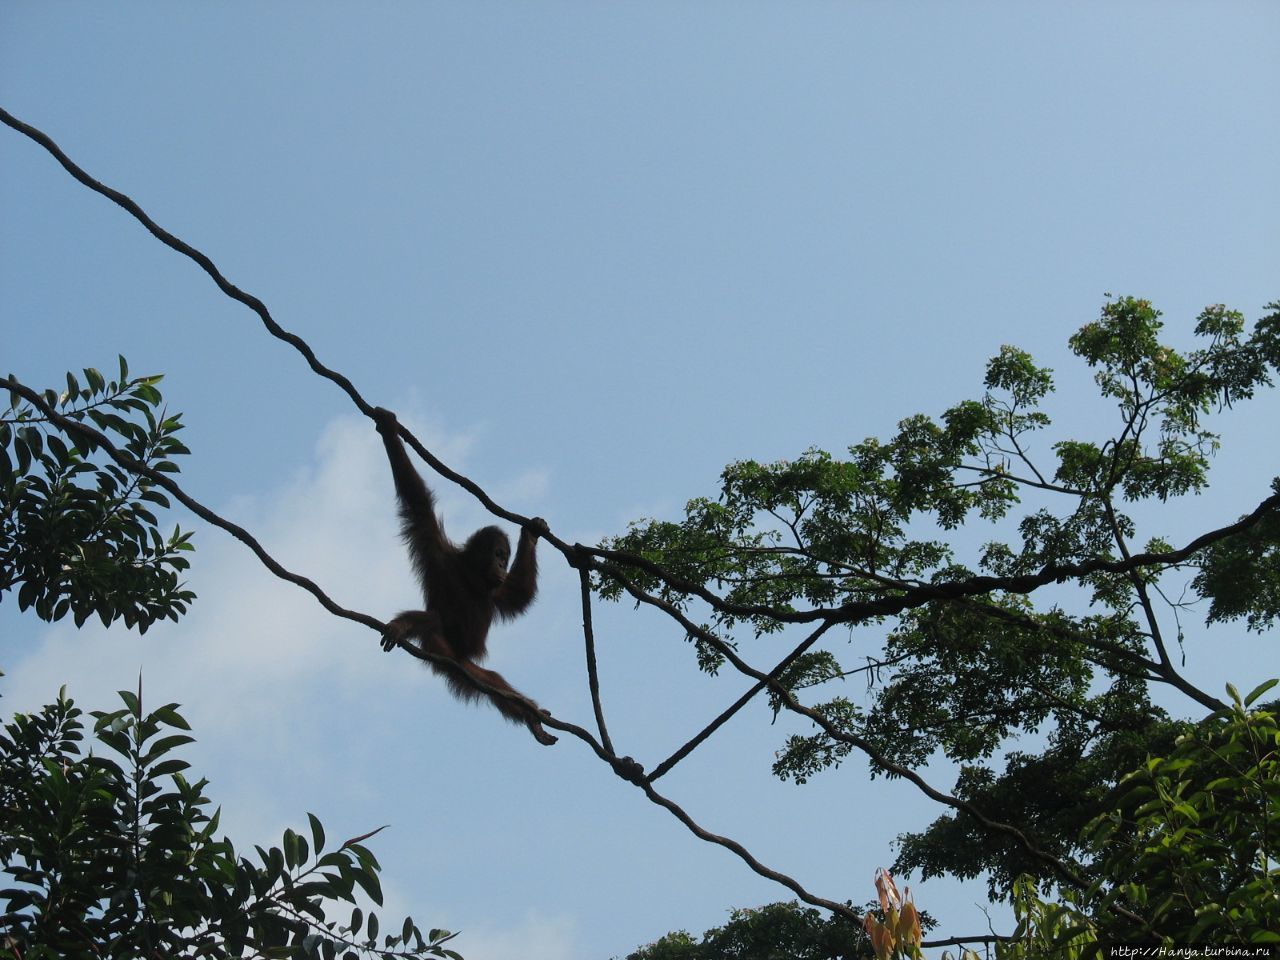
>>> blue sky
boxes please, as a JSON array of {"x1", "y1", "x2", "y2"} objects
[{"x1": 2, "y1": 4, "x2": 1278, "y2": 957}]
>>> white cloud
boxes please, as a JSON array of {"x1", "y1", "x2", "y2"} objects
[{"x1": 1, "y1": 407, "x2": 513, "y2": 827}]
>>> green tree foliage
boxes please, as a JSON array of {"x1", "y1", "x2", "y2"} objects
[
  {"x1": 984, "y1": 877, "x2": 1098, "y2": 960},
  {"x1": 599, "y1": 297, "x2": 1280, "y2": 899},
  {"x1": 620, "y1": 900, "x2": 868, "y2": 960},
  {"x1": 1082, "y1": 681, "x2": 1280, "y2": 944},
  {"x1": 1, "y1": 358, "x2": 194, "y2": 632},
  {"x1": 0, "y1": 682, "x2": 461, "y2": 959},
  {"x1": 975, "y1": 688, "x2": 1280, "y2": 955}
]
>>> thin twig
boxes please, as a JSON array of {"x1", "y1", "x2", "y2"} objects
[{"x1": 957, "y1": 595, "x2": 1224, "y2": 713}]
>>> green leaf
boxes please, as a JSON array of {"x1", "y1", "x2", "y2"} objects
[
  {"x1": 145, "y1": 733, "x2": 196, "y2": 758},
  {"x1": 119, "y1": 689, "x2": 141, "y2": 715},
  {"x1": 309, "y1": 812, "x2": 326, "y2": 853},
  {"x1": 17, "y1": 579, "x2": 38, "y2": 611},
  {"x1": 352, "y1": 863, "x2": 384, "y2": 905},
  {"x1": 1245, "y1": 678, "x2": 1279, "y2": 707},
  {"x1": 44, "y1": 432, "x2": 69, "y2": 464},
  {"x1": 152, "y1": 704, "x2": 192, "y2": 730},
  {"x1": 149, "y1": 758, "x2": 191, "y2": 777}
]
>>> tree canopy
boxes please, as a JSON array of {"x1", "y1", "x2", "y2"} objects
[
  {"x1": 599, "y1": 297, "x2": 1280, "y2": 939},
  {"x1": 0, "y1": 682, "x2": 462, "y2": 959},
  {"x1": 1, "y1": 358, "x2": 194, "y2": 632}
]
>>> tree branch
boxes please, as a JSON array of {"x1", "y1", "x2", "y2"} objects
[
  {"x1": 1101, "y1": 499, "x2": 1222, "y2": 711},
  {"x1": 590, "y1": 490, "x2": 1279, "y2": 630}
]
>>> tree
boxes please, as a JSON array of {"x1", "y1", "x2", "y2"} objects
[
  {"x1": 1082, "y1": 681, "x2": 1280, "y2": 944},
  {"x1": 1, "y1": 362, "x2": 460, "y2": 959},
  {"x1": 961, "y1": 686, "x2": 1280, "y2": 955},
  {"x1": 1, "y1": 358, "x2": 194, "y2": 632},
  {"x1": 599, "y1": 298, "x2": 1280, "y2": 931},
  {"x1": 0, "y1": 682, "x2": 461, "y2": 960},
  {"x1": 621, "y1": 899, "x2": 868, "y2": 960}
]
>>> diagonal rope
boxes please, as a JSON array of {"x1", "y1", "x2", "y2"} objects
[
  {"x1": 1, "y1": 106, "x2": 868, "y2": 924},
  {"x1": 5, "y1": 105, "x2": 1198, "y2": 934}
]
